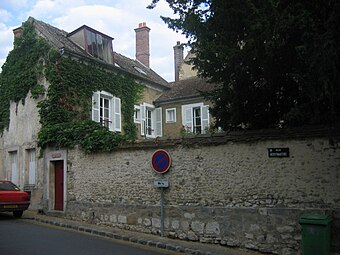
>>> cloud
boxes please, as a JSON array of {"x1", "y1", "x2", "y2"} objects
[
  {"x1": 0, "y1": 22, "x2": 14, "y2": 70},
  {"x1": 0, "y1": 8, "x2": 12, "y2": 22}
]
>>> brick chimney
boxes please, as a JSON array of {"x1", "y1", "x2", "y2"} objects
[
  {"x1": 13, "y1": 27, "x2": 23, "y2": 38},
  {"x1": 173, "y1": 41, "x2": 184, "y2": 82},
  {"x1": 134, "y1": 22, "x2": 150, "y2": 67}
]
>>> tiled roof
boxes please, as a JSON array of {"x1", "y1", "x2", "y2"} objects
[
  {"x1": 155, "y1": 77, "x2": 217, "y2": 103},
  {"x1": 29, "y1": 17, "x2": 169, "y2": 88}
]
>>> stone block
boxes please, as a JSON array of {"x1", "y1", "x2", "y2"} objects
[
  {"x1": 110, "y1": 214, "x2": 117, "y2": 223},
  {"x1": 191, "y1": 221, "x2": 204, "y2": 234},
  {"x1": 205, "y1": 221, "x2": 220, "y2": 235},
  {"x1": 118, "y1": 215, "x2": 127, "y2": 224},
  {"x1": 143, "y1": 218, "x2": 151, "y2": 226},
  {"x1": 127, "y1": 215, "x2": 138, "y2": 225},
  {"x1": 152, "y1": 218, "x2": 161, "y2": 228},
  {"x1": 181, "y1": 220, "x2": 190, "y2": 231},
  {"x1": 184, "y1": 212, "x2": 195, "y2": 219}
]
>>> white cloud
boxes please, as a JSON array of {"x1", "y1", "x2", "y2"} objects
[
  {"x1": 0, "y1": 9, "x2": 12, "y2": 22},
  {"x1": 0, "y1": 23, "x2": 14, "y2": 71}
]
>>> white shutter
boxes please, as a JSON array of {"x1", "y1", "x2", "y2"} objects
[
  {"x1": 92, "y1": 91, "x2": 100, "y2": 123},
  {"x1": 28, "y1": 150, "x2": 36, "y2": 185},
  {"x1": 155, "y1": 107, "x2": 162, "y2": 137},
  {"x1": 113, "y1": 97, "x2": 121, "y2": 132},
  {"x1": 11, "y1": 152, "x2": 18, "y2": 185},
  {"x1": 182, "y1": 105, "x2": 193, "y2": 132},
  {"x1": 140, "y1": 104, "x2": 146, "y2": 136},
  {"x1": 201, "y1": 105, "x2": 210, "y2": 134}
]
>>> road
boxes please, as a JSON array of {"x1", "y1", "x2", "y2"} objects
[{"x1": 0, "y1": 213, "x2": 176, "y2": 255}]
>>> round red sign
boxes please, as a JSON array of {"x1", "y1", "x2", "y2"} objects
[{"x1": 151, "y1": 149, "x2": 171, "y2": 174}]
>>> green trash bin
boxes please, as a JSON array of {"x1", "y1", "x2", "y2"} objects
[{"x1": 299, "y1": 213, "x2": 332, "y2": 255}]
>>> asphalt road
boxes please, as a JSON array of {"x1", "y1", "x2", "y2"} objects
[{"x1": 0, "y1": 213, "x2": 175, "y2": 255}]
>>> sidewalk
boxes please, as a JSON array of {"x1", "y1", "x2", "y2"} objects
[{"x1": 23, "y1": 210, "x2": 265, "y2": 255}]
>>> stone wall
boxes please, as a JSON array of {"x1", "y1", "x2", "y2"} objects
[
  {"x1": 64, "y1": 127, "x2": 340, "y2": 254},
  {"x1": 0, "y1": 90, "x2": 45, "y2": 209}
]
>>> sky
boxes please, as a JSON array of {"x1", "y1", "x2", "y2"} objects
[{"x1": 0, "y1": 0, "x2": 188, "y2": 81}]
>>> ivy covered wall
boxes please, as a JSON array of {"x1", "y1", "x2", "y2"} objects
[{"x1": 0, "y1": 20, "x2": 143, "y2": 153}]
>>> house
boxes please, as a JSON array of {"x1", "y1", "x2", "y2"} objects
[
  {"x1": 154, "y1": 42, "x2": 216, "y2": 138},
  {"x1": 0, "y1": 17, "x2": 215, "y2": 210},
  {"x1": 0, "y1": 17, "x2": 171, "y2": 209}
]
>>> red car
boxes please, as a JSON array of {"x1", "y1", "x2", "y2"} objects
[{"x1": 0, "y1": 180, "x2": 30, "y2": 218}]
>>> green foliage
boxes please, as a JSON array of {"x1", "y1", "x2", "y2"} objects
[
  {"x1": 150, "y1": 0, "x2": 340, "y2": 129},
  {"x1": 0, "y1": 20, "x2": 143, "y2": 153},
  {"x1": 38, "y1": 121, "x2": 126, "y2": 153},
  {"x1": 0, "y1": 21, "x2": 50, "y2": 131},
  {"x1": 38, "y1": 55, "x2": 143, "y2": 152}
]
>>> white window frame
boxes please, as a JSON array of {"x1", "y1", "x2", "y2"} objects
[
  {"x1": 92, "y1": 91, "x2": 121, "y2": 132},
  {"x1": 166, "y1": 108, "x2": 176, "y2": 123},
  {"x1": 181, "y1": 103, "x2": 210, "y2": 134},
  {"x1": 140, "y1": 103, "x2": 162, "y2": 138}
]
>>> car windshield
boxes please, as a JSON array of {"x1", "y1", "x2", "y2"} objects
[{"x1": 0, "y1": 181, "x2": 20, "y2": 191}]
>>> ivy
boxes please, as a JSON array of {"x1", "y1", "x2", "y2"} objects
[
  {"x1": 0, "y1": 20, "x2": 143, "y2": 153},
  {"x1": 0, "y1": 21, "x2": 49, "y2": 131}
]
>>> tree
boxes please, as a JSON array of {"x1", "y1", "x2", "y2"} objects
[{"x1": 149, "y1": 0, "x2": 340, "y2": 129}]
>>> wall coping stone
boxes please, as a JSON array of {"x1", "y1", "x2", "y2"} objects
[{"x1": 114, "y1": 125, "x2": 339, "y2": 151}]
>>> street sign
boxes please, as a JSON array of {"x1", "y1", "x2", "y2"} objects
[
  {"x1": 268, "y1": 148, "x2": 290, "y2": 158},
  {"x1": 151, "y1": 149, "x2": 171, "y2": 174},
  {"x1": 154, "y1": 179, "x2": 169, "y2": 188}
]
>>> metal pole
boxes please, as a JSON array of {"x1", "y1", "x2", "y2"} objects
[{"x1": 160, "y1": 187, "x2": 164, "y2": 237}]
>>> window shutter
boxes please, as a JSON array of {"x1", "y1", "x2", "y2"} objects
[
  {"x1": 28, "y1": 150, "x2": 36, "y2": 185},
  {"x1": 92, "y1": 91, "x2": 100, "y2": 123},
  {"x1": 11, "y1": 153, "x2": 18, "y2": 185},
  {"x1": 113, "y1": 97, "x2": 121, "y2": 132},
  {"x1": 140, "y1": 104, "x2": 146, "y2": 136},
  {"x1": 201, "y1": 105, "x2": 210, "y2": 134},
  {"x1": 182, "y1": 105, "x2": 193, "y2": 132},
  {"x1": 155, "y1": 107, "x2": 162, "y2": 137}
]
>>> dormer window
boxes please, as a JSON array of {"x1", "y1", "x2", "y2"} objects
[{"x1": 68, "y1": 25, "x2": 114, "y2": 64}]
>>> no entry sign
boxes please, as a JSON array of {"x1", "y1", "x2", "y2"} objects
[{"x1": 151, "y1": 149, "x2": 171, "y2": 174}]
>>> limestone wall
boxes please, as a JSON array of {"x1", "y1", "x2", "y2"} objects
[
  {"x1": 0, "y1": 91, "x2": 44, "y2": 209},
  {"x1": 64, "y1": 128, "x2": 340, "y2": 254}
]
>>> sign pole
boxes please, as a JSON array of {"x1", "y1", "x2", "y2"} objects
[
  {"x1": 151, "y1": 149, "x2": 171, "y2": 237},
  {"x1": 160, "y1": 186, "x2": 164, "y2": 237}
]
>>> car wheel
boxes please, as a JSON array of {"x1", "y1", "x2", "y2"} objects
[{"x1": 13, "y1": 210, "x2": 24, "y2": 218}]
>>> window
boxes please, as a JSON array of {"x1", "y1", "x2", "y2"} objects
[
  {"x1": 27, "y1": 149, "x2": 36, "y2": 186},
  {"x1": 86, "y1": 29, "x2": 112, "y2": 62},
  {"x1": 140, "y1": 103, "x2": 162, "y2": 138},
  {"x1": 92, "y1": 91, "x2": 121, "y2": 132},
  {"x1": 134, "y1": 105, "x2": 141, "y2": 123},
  {"x1": 181, "y1": 103, "x2": 210, "y2": 134},
  {"x1": 9, "y1": 151, "x2": 18, "y2": 185},
  {"x1": 166, "y1": 108, "x2": 176, "y2": 123}
]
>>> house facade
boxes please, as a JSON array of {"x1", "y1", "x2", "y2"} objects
[
  {"x1": 0, "y1": 17, "x2": 214, "y2": 211},
  {"x1": 0, "y1": 17, "x2": 173, "y2": 210}
]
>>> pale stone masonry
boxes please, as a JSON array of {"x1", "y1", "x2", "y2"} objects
[{"x1": 61, "y1": 128, "x2": 340, "y2": 255}]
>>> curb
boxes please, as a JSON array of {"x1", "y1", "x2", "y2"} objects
[{"x1": 27, "y1": 216, "x2": 217, "y2": 255}]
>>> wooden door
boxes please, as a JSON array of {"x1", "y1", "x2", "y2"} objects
[{"x1": 54, "y1": 161, "x2": 64, "y2": 211}]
